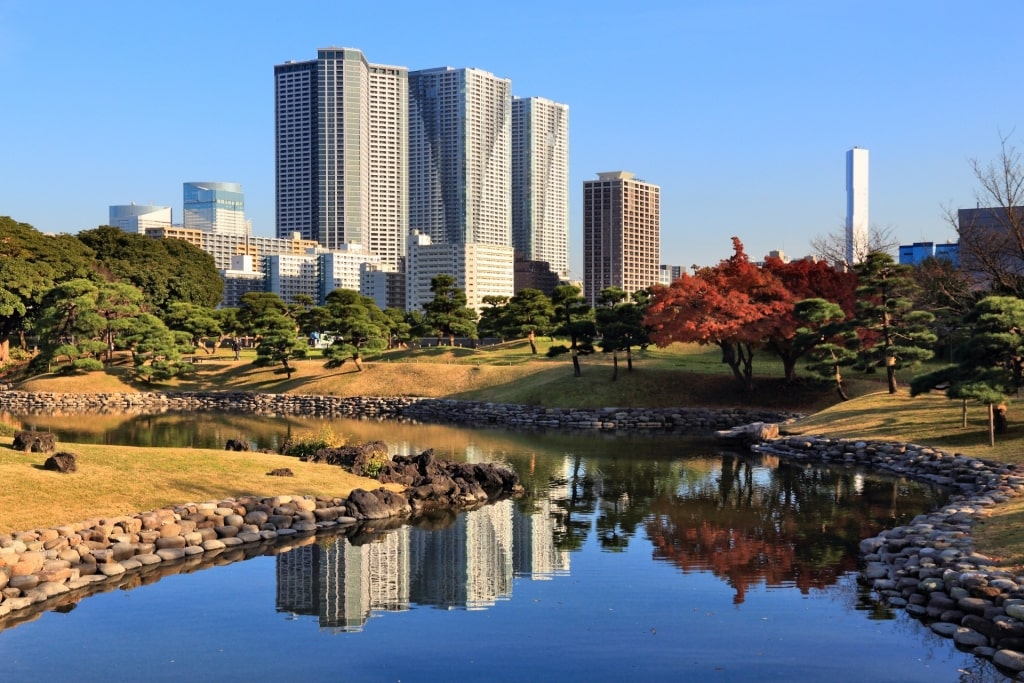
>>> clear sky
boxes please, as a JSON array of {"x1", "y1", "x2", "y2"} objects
[{"x1": 2, "y1": 0, "x2": 1022, "y2": 276}]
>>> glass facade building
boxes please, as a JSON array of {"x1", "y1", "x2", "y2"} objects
[{"x1": 183, "y1": 182, "x2": 247, "y2": 235}]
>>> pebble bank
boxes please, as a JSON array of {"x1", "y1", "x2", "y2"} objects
[{"x1": 753, "y1": 434, "x2": 1024, "y2": 676}]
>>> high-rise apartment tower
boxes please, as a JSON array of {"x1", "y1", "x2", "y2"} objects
[
  {"x1": 408, "y1": 67, "x2": 512, "y2": 247},
  {"x1": 511, "y1": 96, "x2": 569, "y2": 278},
  {"x1": 583, "y1": 171, "x2": 660, "y2": 306},
  {"x1": 846, "y1": 147, "x2": 869, "y2": 265},
  {"x1": 274, "y1": 48, "x2": 408, "y2": 268}
]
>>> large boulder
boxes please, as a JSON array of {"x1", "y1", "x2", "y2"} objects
[
  {"x1": 225, "y1": 439, "x2": 251, "y2": 451},
  {"x1": 43, "y1": 452, "x2": 77, "y2": 473},
  {"x1": 13, "y1": 430, "x2": 56, "y2": 453},
  {"x1": 346, "y1": 488, "x2": 411, "y2": 520}
]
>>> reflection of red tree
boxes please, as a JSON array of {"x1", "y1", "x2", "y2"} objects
[{"x1": 645, "y1": 515, "x2": 858, "y2": 604}]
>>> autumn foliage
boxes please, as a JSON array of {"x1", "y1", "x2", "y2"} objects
[{"x1": 644, "y1": 238, "x2": 856, "y2": 390}]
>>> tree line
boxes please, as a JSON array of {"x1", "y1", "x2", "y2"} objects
[{"x1": 4, "y1": 203, "x2": 1023, "y2": 445}]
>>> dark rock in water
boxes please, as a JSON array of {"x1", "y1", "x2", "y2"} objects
[
  {"x1": 346, "y1": 488, "x2": 411, "y2": 520},
  {"x1": 13, "y1": 430, "x2": 56, "y2": 453},
  {"x1": 225, "y1": 439, "x2": 251, "y2": 451},
  {"x1": 267, "y1": 468, "x2": 294, "y2": 477},
  {"x1": 43, "y1": 451, "x2": 77, "y2": 473}
]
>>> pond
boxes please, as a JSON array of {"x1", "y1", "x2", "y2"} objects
[{"x1": 0, "y1": 412, "x2": 1013, "y2": 681}]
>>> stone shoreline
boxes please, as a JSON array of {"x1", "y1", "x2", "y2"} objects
[
  {"x1": 752, "y1": 434, "x2": 1024, "y2": 676},
  {"x1": 0, "y1": 443, "x2": 522, "y2": 626},
  {"x1": 0, "y1": 390, "x2": 798, "y2": 433}
]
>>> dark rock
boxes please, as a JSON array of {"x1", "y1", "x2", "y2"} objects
[
  {"x1": 13, "y1": 430, "x2": 56, "y2": 453},
  {"x1": 43, "y1": 451, "x2": 77, "y2": 473},
  {"x1": 347, "y1": 488, "x2": 410, "y2": 520},
  {"x1": 267, "y1": 468, "x2": 294, "y2": 477},
  {"x1": 225, "y1": 439, "x2": 250, "y2": 451}
]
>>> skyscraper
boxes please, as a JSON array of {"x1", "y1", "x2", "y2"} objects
[
  {"x1": 274, "y1": 48, "x2": 408, "y2": 268},
  {"x1": 845, "y1": 147, "x2": 869, "y2": 265},
  {"x1": 583, "y1": 171, "x2": 660, "y2": 307},
  {"x1": 183, "y1": 182, "x2": 247, "y2": 235},
  {"x1": 408, "y1": 66, "x2": 512, "y2": 247},
  {"x1": 512, "y1": 96, "x2": 569, "y2": 279}
]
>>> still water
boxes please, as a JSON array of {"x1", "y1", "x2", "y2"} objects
[{"x1": 0, "y1": 412, "x2": 1012, "y2": 681}]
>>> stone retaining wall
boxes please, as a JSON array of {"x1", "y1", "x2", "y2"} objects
[
  {"x1": 753, "y1": 435, "x2": 1024, "y2": 674},
  {"x1": 0, "y1": 390, "x2": 797, "y2": 434}
]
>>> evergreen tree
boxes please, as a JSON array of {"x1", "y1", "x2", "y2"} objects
[
  {"x1": 850, "y1": 252, "x2": 936, "y2": 394},
  {"x1": 423, "y1": 274, "x2": 477, "y2": 346}
]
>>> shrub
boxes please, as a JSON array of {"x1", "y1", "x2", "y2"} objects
[{"x1": 281, "y1": 425, "x2": 346, "y2": 458}]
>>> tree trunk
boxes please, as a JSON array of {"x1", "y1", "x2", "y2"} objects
[
  {"x1": 833, "y1": 364, "x2": 849, "y2": 401},
  {"x1": 962, "y1": 399, "x2": 968, "y2": 428},
  {"x1": 782, "y1": 354, "x2": 797, "y2": 383},
  {"x1": 626, "y1": 347, "x2": 633, "y2": 371},
  {"x1": 611, "y1": 351, "x2": 618, "y2": 381},
  {"x1": 0, "y1": 338, "x2": 9, "y2": 364},
  {"x1": 886, "y1": 357, "x2": 898, "y2": 394},
  {"x1": 572, "y1": 346, "x2": 581, "y2": 378},
  {"x1": 996, "y1": 403, "x2": 1008, "y2": 434},
  {"x1": 528, "y1": 330, "x2": 537, "y2": 354},
  {"x1": 989, "y1": 403, "x2": 995, "y2": 447},
  {"x1": 354, "y1": 354, "x2": 363, "y2": 372}
]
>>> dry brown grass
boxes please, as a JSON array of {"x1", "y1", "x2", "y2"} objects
[{"x1": 0, "y1": 437, "x2": 394, "y2": 535}]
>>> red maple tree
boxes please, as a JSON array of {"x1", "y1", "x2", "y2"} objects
[{"x1": 644, "y1": 238, "x2": 790, "y2": 391}]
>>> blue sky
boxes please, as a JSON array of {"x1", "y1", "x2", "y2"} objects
[{"x1": 2, "y1": 0, "x2": 1022, "y2": 276}]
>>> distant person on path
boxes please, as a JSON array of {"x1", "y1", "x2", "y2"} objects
[{"x1": 231, "y1": 337, "x2": 240, "y2": 361}]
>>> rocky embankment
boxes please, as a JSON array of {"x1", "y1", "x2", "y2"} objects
[
  {"x1": 0, "y1": 437, "x2": 521, "y2": 624},
  {"x1": 0, "y1": 391, "x2": 797, "y2": 433},
  {"x1": 751, "y1": 433, "x2": 1024, "y2": 675}
]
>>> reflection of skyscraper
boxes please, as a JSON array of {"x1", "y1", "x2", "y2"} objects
[
  {"x1": 513, "y1": 456, "x2": 572, "y2": 579},
  {"x1": 407, "y1": 501, "x2": 514, "y2": 610},
  {"x1": 845, "y1": 147, "x2": 869, "y2": 265},
  {"x1": 276, "y1": 528, "x2": 409, "y2": 632}
]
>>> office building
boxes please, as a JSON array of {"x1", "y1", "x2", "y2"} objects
[
  {"x1": 183, "y1": 182, "x2": 248, "y2": 235},
  {"x1": 512, "y1": 97, "x2": 569, "y2": 278},
  {"x1": 406, "y1": 232, "x2": 514, "y2": 313},
  {"x1": 319, "y1": 244, "x2": 380, "y2": 301},
  {"x1": 583, "y1": 171, "x2": 660, "y2": 306},
  {"x1": 220, "y1": 255, "x2": 265, "y2": 308},
  {"x1": 145, "y1": 226, "x2": 318, "y2": 274},
  {"x1": 360, "y1": 263, "x2": 406, "y2": 311},
  {"x1": 846, "y1": 147, "x2": 869, "y2": 265},
  {"x1": 265, "y1": 252, "x2": 321, "y2": 304},
  {"x1": 409, "y1": 66, "x2": 512, "y2": 247},
  {"x1": 658, "y1": 264, "x2": 683, "y2": 286},
  {"x1": 274, "y1": 48, "x2": 408, "y2": 268},
  {"x1": 109, "y1": 204, "x2": 172, "y2": 233},
  {"x1": 513, "y1": 255, "x2": 561, "y2": 296}
]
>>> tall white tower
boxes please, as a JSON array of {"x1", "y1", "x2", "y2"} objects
[
  {"x1": 512, "y1": 96, "x2": 569, "y2": 279},
  {"x1": 845, "y1": 147, "x2": 869, "y2": 265}
]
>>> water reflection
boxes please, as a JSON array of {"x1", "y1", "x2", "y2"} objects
[{"x1": 2, "y1": 412, "x2": 945, "y2": 628}]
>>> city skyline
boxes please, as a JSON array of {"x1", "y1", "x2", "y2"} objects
[{"x1": 3, "y1": 1, "x2": 1022, "y2": 275}]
